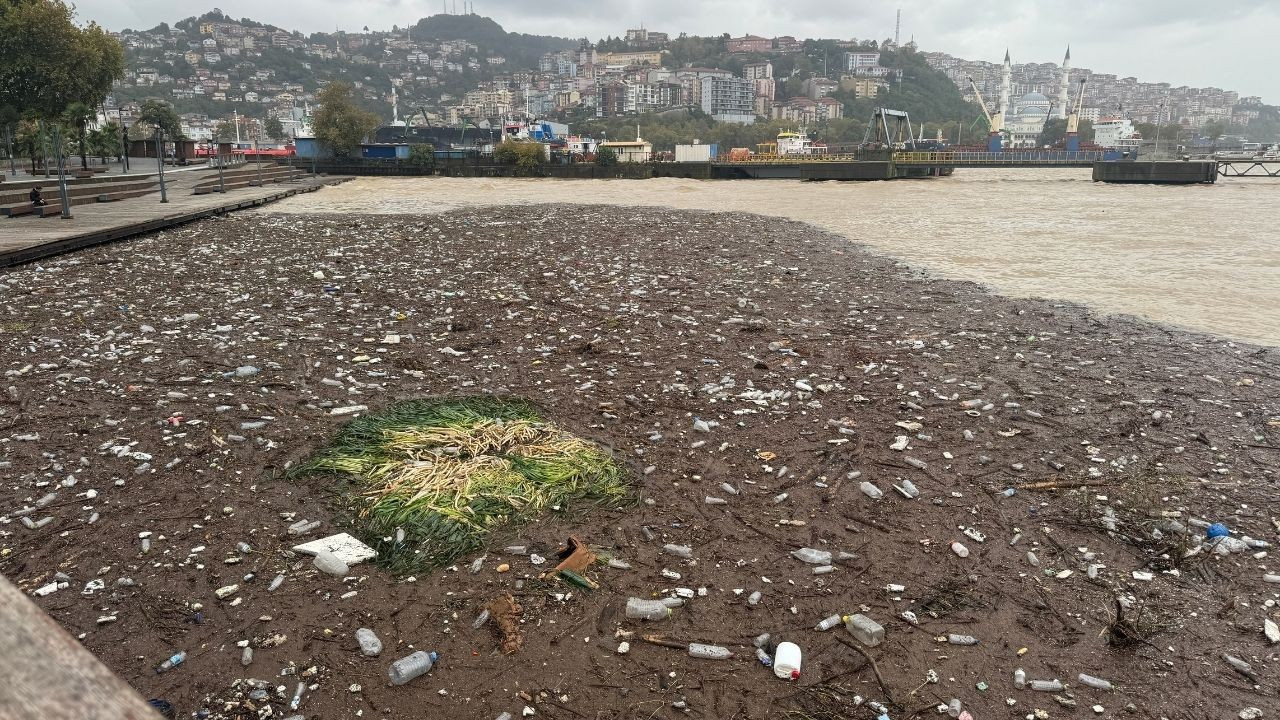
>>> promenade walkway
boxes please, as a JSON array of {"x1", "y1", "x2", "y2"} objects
[{"x1": 0, "y1": 168, "x2": 347, "y2": 267}]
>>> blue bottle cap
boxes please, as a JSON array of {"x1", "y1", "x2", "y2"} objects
[{"x1": 1207, "y1": 523, "x2": 1229, "y2": 539}]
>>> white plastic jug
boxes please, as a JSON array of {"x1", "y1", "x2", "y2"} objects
[{"x1": 772, "y1": 641, "x2": 802, "y2": 680}]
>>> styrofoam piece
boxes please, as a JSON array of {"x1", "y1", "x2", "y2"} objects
[{"x1": 292, "y1": 532, "x2": 377, "y2": 565}]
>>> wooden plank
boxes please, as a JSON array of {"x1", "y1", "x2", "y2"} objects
[{"x1": 0, "y1": 574, "x2": 159, "y2": 719}]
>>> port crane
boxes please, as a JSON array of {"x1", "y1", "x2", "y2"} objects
[
  {"x1": 1065, "y1": 77, "x2": 1089, "y2": 151},
  {"x1": 966, "y1": 76, "x2": 1004, "y2": 151}
]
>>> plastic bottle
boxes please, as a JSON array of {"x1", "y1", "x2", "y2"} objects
[
  {"x1": 240, "y1": 647, "x2": 253, "y2": 666},
  {"x1": 859, "y1": 481, "x2": 883, "y2": 499},
  {"x1": 472, "y1": 609, "x2": 491, "y2": 629},
  {"x1": 753, "y1": 633, "x2": 771, "y2": 648},
  {"x1": 313, "y1": 550, "x2": 349, "y2": 576},
  {"x1": 269, "y1": 574, "x2": 285, "y2": 591},
  {"x1": 289, "y1": 681, "x2": 306, "y2": 710},
  {"x1": 773, "y1": 642, "x2": 802, "y2": 680},
  {"x1": 747, "y1": 591, "x2": 762, "y2": 605},
  {"x1": 663, "y1": 543, "x2": 693, "y2": 558},
  {"x1": 1077, "y1": 673, "x2": 1113, "y2": 691},
  {"x1": 688, "y1": 643, "x2": 733, "y2": 660},
  {"x1": 355, "y1": 628, "x2": 383, "y2": 657},
  {"x1": 947, "y1": 699, "x2": 962, "y2": 718},
  {"x1": 815, "y1": 614, "x2": 842, "y2": 631},
  {"x1": 388, "y1": 650, "x2": 439, "y2": 686},
  {"x1": 1030, "y1": 679, "x2": 1063, "y2": 692},
  {"x1": 625, "y1": 597, "x2": 672, "y2": 620},
  {"x1": 755, "y1": 647, "x2": 773, "y2": 667},
  {"x1": 844, "y1": 614, "x2": 884, "y2": 647},
  {"x1": 156, "y1": 651, "x2": 186, "y2": 673},
  {"x1": 791, "y1": 547, "x2": 832, "y2": 565},
  {"x1": 947, "y1": 634, "x2": 978, "y2": 645},
  {"x1": 496, "y1": 714, "x2": 514, "y2": 720},
  {"x1": 1013, "y1": 668, "x2": 1026, "y2": 689}
]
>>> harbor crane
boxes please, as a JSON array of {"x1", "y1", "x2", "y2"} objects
[
  {"x1": 1065, "y1": 77, "x2": 1089, "y2": 151},
  {"x1": 859, "y1": 108, "x2": 917, "y2": 150},
  {"x1": 966, "y1": 76, "x2": 1004, "y2": 152}
]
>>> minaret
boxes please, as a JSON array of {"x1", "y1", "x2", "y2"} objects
[
  {"x1": 998, "y1": 49, "x2": 1011, "y2": 119},
  {"x1": 1056, "y1": 46, "x2": 1070, "y2": 120},
  {"x1": 392, "y1": 87, "x2": 399, "y2": 124}
]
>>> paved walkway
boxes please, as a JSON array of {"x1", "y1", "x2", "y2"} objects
[{"x1": 0, "y1": 169, "x2": 346, "y2": 267}]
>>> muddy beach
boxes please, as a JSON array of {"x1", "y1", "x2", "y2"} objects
[{"x1": 1, "y1": 206, "x2": 1277, "y2": 720}]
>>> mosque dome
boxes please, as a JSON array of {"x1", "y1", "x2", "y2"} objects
[{"x1": 1019, "y1": 92, "x2": 1049, "y2": 104}]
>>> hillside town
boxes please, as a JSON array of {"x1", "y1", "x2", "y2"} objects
[
  {"x1": 99, "y1": 10, "x2": 1274, "y2": 147},
  {"x1": 929, "y1": 51, "x2": 1260, "y2": 130}
]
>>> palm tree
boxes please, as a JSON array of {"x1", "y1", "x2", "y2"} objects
[{"x1": 64, "y1": 102, "x2": 96, "y2": 170}]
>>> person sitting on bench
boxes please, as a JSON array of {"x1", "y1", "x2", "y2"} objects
[{"x1": 29, "y1": 186, "x2": 47, "y2": 207}]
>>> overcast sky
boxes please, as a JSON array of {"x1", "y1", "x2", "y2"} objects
[{"x1": 78, "y1": 0, "x2": 1278, "y2": 102}]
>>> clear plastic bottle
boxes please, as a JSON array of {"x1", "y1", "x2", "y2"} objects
[
  {"x1": 815, "y1": 614, "x2": 842, "y2": 631},
  {"x1": 1030, "y1": 679, "x2": 1063, "y2": 692},
  {"x1": 791, "y1": 547, "x2": 832, "y2": 565},
  {"x1": 663, "y1": 543, "x2": 693, "y2": 558},
  {"x1": 156, "y1": 651, "x2": 186, "y2": 673},
  {"x1": 947, "y1": 634, "x2": 978, "y2": 645},
  {"x1": 355, "y1": 628, "x2": 383, "y2": 657},
  {"x1": 844, "y1": 614, "x2": 884, "y2": 647},
  {"x1": 388, "y1": 650, "x2": 439, "y2": 686},
  {"x1": 773, "y1": 642, "x2": 802, "y2": 680},
  {"x1": 688, "y1": 643, "x2": 733, "y2": 660},
  {"x1": 240, "y1": 647, "x2": 253, "y2": 666},
  {"x1": 625, "y1": 597, "x2": 672, "y2": 620},
  {"x1": 1077, "y1": 673, "x2": 1113, "y2": 690},
  {"x1": 859, "y1": 481, "x2": 883, "y2": 499},
  {"x1": 747, "y1": 591, "x2": 762, "y2": 605},
  {"x1": 1013, "y1": 668, "x2": 1026, "y2": 689}
]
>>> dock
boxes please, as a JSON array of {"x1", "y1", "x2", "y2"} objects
[{"x1": 0, "y1": 168, "x2": 348, "y2": 268}]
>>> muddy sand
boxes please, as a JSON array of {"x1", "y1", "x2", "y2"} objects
[{"x1": 1, "y1": 206, "x2": 1278, "y2": 720}]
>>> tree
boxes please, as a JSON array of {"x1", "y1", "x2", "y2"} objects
[
  {"x1": 0, "y1": 1, "x2": 125, "y2": 120},
  {"x1": 492, "y1": 140, "x2": 545, "y2": 172},
  {"x1": 263, "y1": 117, "x2": 286, "y2": 143},
  {"x1": 595, "y1": 146, "x2": 618, "y2": 166},
  {"x1": 63, "y1": 101, "x2": 94, "y2": 169},
  {"x1": 88, "y1": 121, "x2": 121, "y2": 162},
  {"x1": 138, "y1": 100, "x2": 182, "y2": 159},
  {"x1": 312, "y1": 81, "x2": 380, "y2": 158},
  {"x1": 408, "y1": 143, "x2": 435, "y2": 167},
  {"x1": 1201, "y1": 120, "x2": 1227, "y2": 142}
]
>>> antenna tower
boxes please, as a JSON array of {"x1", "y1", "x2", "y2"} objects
[{"x1": 894, "y1": 9, "x2": 901, "y2": 46}]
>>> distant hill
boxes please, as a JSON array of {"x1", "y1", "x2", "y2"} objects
[{"x1": 411, "y1": 14, "x2": 576, "y2": 68}]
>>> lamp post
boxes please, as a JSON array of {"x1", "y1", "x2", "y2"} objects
[
  {"x1": 5, "y1": 125, "x2": 15, "y2": 177},
  {"x1": 121, "y1": 123, "x2": 129, "y2": 173},
  {"x1": 156, "y1": 128, "x2": 168, "y2": 203},
  {"x1": 51, "y1": 124, "x2": 73, "y2": 219},
  {"x1": 254, "y1": 138, "x2": 262, "y2": 185},
  {"x1": 217, "y1": 142, "x2": 226, "y2": 193}
]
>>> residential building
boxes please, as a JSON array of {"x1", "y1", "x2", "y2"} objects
[
  {"x1": 801, "y1": 77, "x2": 838, "y2": 100},
  {"x1": 700, "y1": 75, "x2": 755, "y2": 124},
  {"x1": 726, "y1": 35, "x2": 773, "y2": 54},
  {"x1": 839, "y1": 76, "x2": 885, "y2": 98},
  {"x1": 674, "y1": 67, "x2": 732, "y2": 106},
  {"x1": 598, "y1": 138, "x2": 652, "y2": 162},
  {"x1": 742, "y1": 62, "x2": 773, "y2": 80},
  {"x1": 844, "y1": 52, "x2": 880, "y2": 71},
  {"x1": 772, "y1": 36, "x2": 802, "y2": 53},
  {"x1": 601, "y1": 51, "x2": 662, "y2": 66}
]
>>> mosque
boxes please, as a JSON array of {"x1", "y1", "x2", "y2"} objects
[{"x1": 997, "y1": 48, "x2": 1072, "y2": 147}]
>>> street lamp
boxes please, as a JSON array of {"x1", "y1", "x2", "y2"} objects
[
  {"x1": 121, "y1": 122, "x2": 129, "y2": 173},
  {"x1": 156, "y1": 128, "x2": 168, "y2": 203},
  {"x1": 51, "y1": 124, "x2": 73, "y2": 219}
]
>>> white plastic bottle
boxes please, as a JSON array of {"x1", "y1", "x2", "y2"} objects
[{"x1": 773, "y1": 641, "x2": 802, "y2": 680}]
